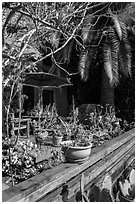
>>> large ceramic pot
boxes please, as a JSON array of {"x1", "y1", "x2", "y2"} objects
[
  {"x1": 52, "y1": 135, "x2": 63, "y2": 147},
  {"x1": 61, "y1": 141, "x2": 92, "y2": 163}
]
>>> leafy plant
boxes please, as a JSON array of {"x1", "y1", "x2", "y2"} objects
[
  {"x1": 2, "y1": 140, "x2": 40, "y2": 184},
  {"x1": 98, "y1": 173, "x2": 115, "y2": 202},
  {"x1": 87, "y1": 105, "x2": 123, "y2": 137},
  {"x1": 29, "y1": 102, "x2": 43, "y2": 116},
  {"x1": 118, "y1": 168, "x2": 135, "y2": 200},
  {"x1": 52, "y1": 124, "x2": 64, "y2": 137},
  {"x1": 2, "y1": 139, "x2": 66, "y2": 185},
  {"x1": 48, "y1": 149, "x2": 66, "y2": 166},
  {"x1": 61, "y1": 105, "x2": 127, "y2": 148},
  {"x1": 60, "y1": 109, "x2": 93, "y2": 147},
  {"x1": 31, "y1": 103, "x2": 58, "y2": 129},
  {"x1": 71, "y1": 124, "x2": 93, "y2": 147},
  {"x1": 91, "y1": 170, "x2": 135, "y2": 202},
  {"x1": 76, "y1": 104, "x2": 133, "y2": 148}
]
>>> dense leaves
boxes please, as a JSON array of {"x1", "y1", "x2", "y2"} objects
[{"x1": 2, "y1": 139, "x2": 65, "y2": 184}]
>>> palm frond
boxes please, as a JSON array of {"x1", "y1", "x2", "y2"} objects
[
  {"x1": 79, "y1": 28, "x2": 101, "y2": 81},
  {"x1": 79, "y1": 49, "x2": 90, "y2": 81},
  {"x1": 109, "y1": 28, "x2": 119, "y2": 85},
  {"x1": 103, "y1": 28, "x2": 119, "y2": 87},
  {"x1": 109, "y1": 8, "x2": 122, "y2": 41},
  {"x1": 79, "y1": 15, "x2": 109, "y2": 81},
  {"x1": 62, "y1": 39, "x2": 74, "y2": 64},
  {"x1": 103, "y1": 45, "x2": 113, "y2": 86},
  {"x1": 82, "y1": 15, "x2": 97, "y2": 44},
  {"x1": 118, "y1": 22, "x2": 131, "y2": 77},
  {"x1": 118, "y1": 41, "x2": 131, "y2": 77},
  {"x1": 113, "y1": 15, "x2": 122, "y2": 41}
]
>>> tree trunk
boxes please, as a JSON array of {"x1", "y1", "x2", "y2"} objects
[{"x1": 100, "y1": 68, "x2": 115, "y2": 108}]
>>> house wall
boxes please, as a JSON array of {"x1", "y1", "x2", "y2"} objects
[
  {"x1": 55, "y1": 87, "x2": 68, "y2": 117},
  {"x1": 52, "y1": 65, "x2": 69, "y2": 116},
  {"x1": 34, "y1": 87, "x2": 40, "y2": 106}
]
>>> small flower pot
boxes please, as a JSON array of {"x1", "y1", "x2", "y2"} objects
[
  {"x1": 35, "y1": 130, "x2": 48, "y2": 148},
  {"x1": 36, "y1": 130, "x2": 48, "y2": 140},
  {"x1": 52, "y1": 135, "x2": 63, "y2": 147},
  {"x1": 61, "y1": 140, "x2": 92, "y2": 163}
]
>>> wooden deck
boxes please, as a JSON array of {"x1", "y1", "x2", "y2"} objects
[{"x1": 2, "y1": 129, "x2": 135, "y2": 202}]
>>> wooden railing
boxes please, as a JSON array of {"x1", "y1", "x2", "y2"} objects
[{"x1": 2, "y1": 129, "x2": 135, "y2": 202}]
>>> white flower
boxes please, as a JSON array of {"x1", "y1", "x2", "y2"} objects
[{"x1": 30, "y1": 142, "x2": 33, "y2": 147}]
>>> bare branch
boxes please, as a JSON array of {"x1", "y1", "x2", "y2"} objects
[
  {"x1": 2, "y1": 53, "x2": 16, "y2": 61},
  {"x1": 17, "y1": 9, "x2": 59, "y2": 31},
  {"x1": 18, "y1": 29, "x2": 36, "y2": 59},
  {"x1": 31, "y1": 3, "x2": 90, "y2": 67}
]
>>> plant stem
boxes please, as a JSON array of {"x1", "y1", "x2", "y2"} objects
[{"x1": 9, "y1": 148, "x2": 14, "y2": 186}]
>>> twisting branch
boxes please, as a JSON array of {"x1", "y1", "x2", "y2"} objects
[{"x1": 2, "y1": 4, "x2": 22, "y2": 47}]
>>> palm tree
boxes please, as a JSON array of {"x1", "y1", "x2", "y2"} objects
[
  {"x1": 50, "y1": 3, "x2": 133, "y2": 108},
  {"x1": 78, "y1": 4, "x2": 133, "y2": 108}
]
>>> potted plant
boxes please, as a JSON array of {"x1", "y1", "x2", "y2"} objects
[
  {"x1": 52, "y1": 124, "x2": 64, "y2": 147},
  {"x1": 35, "y1": 128, "x2": 49, "y2": 148},
  {"x1": 61, "y1": 124, "x2": 93, "y2": 163},
  {"x1": 87, "y1": 105, "x2": 122, "y2": 137},
  {"x1": 32, "y1": 104, "x2": 59, "y2": 146}
]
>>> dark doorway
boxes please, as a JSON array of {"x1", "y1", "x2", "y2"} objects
[
  {"x1": 23, "y1": 86, "x2": 34, "y2": 115},
  {"x1": 43, "y1": 89, "x2": 53, "y2": 108}
]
